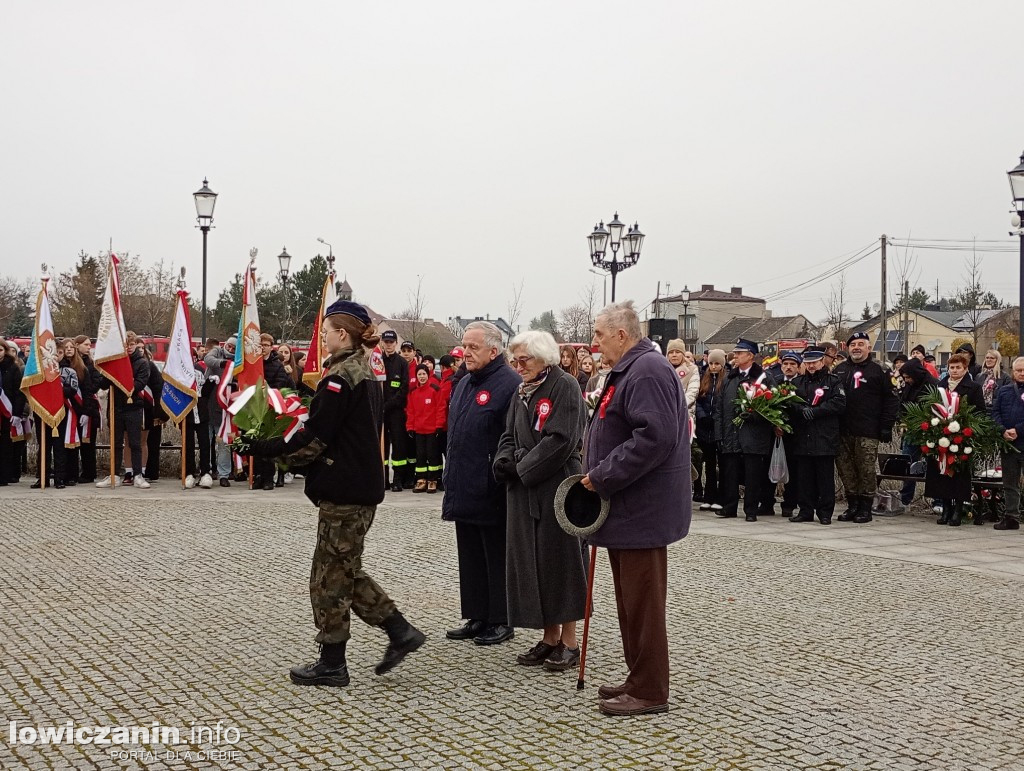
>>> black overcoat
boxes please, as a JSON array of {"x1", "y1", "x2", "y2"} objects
[{"x1": 714, "y1": 363, "x2": 776, "y2": 455}]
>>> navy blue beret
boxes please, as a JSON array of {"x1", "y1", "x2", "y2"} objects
[{"x1": 325, "y1": 300, "x2": 371, "y2": 326}]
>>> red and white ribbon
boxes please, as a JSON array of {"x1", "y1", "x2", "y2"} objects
[
  {"x1": 0, "y1": 387, "x2": 11, "y2": 419},
  {"x1": 853, "y1": 371, "x2": 864, "y2": 389},
  {"x1": 812, "y1": 387, "x2": 824, "y2": 406},
  {"x1": 930, "y1": 387, "x2": 960, "y2": 420},
  {"x1": 63, "y1": 399, "x2": 81, "y2": 449},
  {"x1": 535, "y1": 399, "x2": 552, "y2": 431}
]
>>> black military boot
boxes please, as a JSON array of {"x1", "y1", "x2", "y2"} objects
[
  {"x1": 837, "y1": 496, "x2": 860, "y2": 522},
  {"x1": 289, "y1": 641, "x2": 350, "y2": 687},
  {"x1": 972, "y1": 505, "x2": 986, "y2": 525},
  {"x1": 852, "y1": 496, "x2": 873, "y2": 524},
  {"x1": 375, "y1": 611, "x2": 426, "y2": 675},
  {"x1": 994, "y1": 514, "x2": 1021, "y2": 530},
  {"x1": 947, "y1": 502, "x2": 962, "y2": 527}
]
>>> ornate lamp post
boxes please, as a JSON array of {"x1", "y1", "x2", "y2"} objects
[
  {"x1": 588, "y1": 212, "x2": 644, "y2": 302},
  {"x1": 277, "y1": 247, "x2": 292, "y2": 341},
  {"x1": 1008, "y1": 152, "x2": 1024, "y2": 352},
  {"x1": 680, "y1": 285, "x2": 691, "y2": 345},
  {"x1": 193, "y1": 178, "x2": 218, "y2": 342}
]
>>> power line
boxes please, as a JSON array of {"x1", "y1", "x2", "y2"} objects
[{"x1": 762, "y1": 243, "x2": 881, "y2": 302}]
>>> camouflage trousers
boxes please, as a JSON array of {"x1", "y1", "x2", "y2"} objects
[
  {"x1": 836, "y1": 435, "x2": 879, "y2": 497},
  {"x1": 310, "y1": 503, "x2": 396, "y2": 644}
]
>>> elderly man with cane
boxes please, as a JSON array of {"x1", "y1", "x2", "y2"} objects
[{"x1": 580, "y1": 301, "x2": 691, "y2": 716}]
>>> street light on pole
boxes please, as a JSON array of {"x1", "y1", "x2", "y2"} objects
[
  {"x1": 680, "y1": 285, "x2": 691, "y2": 346},
  {"x1": 588, "y1": 268, "x2": 608, "y2": 306},
  {"x1": 1008, "y1": 152, "x2": 1024, "y2": 353},
  {"x1": 588, "y1": 212, "x2": 644, "y2": 302},
  {"x1": 277, "y1": 247, "x2": 292, "y2": 342},
  {"x1": 193, "y1": 178, "x2": 218, "y2": 343}
]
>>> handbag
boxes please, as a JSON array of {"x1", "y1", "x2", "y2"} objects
[{"x1": 768, "y1": 437, "x2": 789, "y2": 484}]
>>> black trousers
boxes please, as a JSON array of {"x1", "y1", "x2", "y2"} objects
[
  {"x1": 781, "y1": 438, "x2": 800, "y2": 513},
  {"x1": 695, "y1": 438, "x2": 720, "y2": 504},
  {"x1": 34, "y1": 415, "x2": 67, "y2": 485},
  {"x1": 0, "y1": 418, "x2": 11, "y2": 484},
  {"x1": 720, "y1": 452, "x2": 769, "y2": 517},
  {"x1": 145, "y1": 421, "x2": 162, "y2": 479},
  {"x1": 184, "y1": 418, "x2": 211, "y2": 477},
  {"x1": 383, "y1": 409, "x2": 409, "y2": 484},
  {"x1": 112, "y1": 409, "x2": 143, "y2": 475},
  {"x1": 79, "y1": 415, "x2": 98, "y2": 481},
  {"x1": 413, "y1": 432, "x2": 441, "y2": 481},
  {"x1": 455, "y1": 521, "x2": 508, "y2": 625},
  {"x1": 796, "y1": 455, "x2": 837, "y2": 519}
]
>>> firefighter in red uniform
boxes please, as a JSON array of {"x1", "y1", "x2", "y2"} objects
[{"x1": 406, "y1": 363, "x2": 441, "y2": 493}]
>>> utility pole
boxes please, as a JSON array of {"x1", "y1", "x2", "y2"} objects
[
  {"x1": 903, "y1": 280, "x2": 910, "y2": 354},
  {"x1": 879, "y1": 234, "x2": 887, "y2": 362}
]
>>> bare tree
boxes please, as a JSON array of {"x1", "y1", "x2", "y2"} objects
[
  {"x1": 821, "y1": 272, "x2": 853, "y2": 342},
  {"x1": 506, "y1": 278, "x2": 525, "y2": 339},
  {"x1": 952, "y1": 248, "x2": 988, "y2": 348},
  {"x1": 559, "y1": 304, "x2": 591, "y2": 343},
  {"x1": 392, "y1": 275, "x2": 427, "y2": 345},
  {"x1": 579, "y1": 281, "x2": 600, "y2": 342}
]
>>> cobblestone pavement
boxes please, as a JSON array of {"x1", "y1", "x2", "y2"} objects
[{"x1": 2, "y1": 481, "x2": 1023, "y2": 770}]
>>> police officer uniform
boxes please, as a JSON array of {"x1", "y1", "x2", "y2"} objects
[
  {"x1": 380, "y1": 331, "x2": 410, "y2": 491},
  {"x1": 789, "y1": 347, "x2": 847, "y2": 524},
  {"x1": 777, "y1": 351, "x2": 802, "y2": 517}
]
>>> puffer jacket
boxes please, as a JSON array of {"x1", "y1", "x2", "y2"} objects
[
  {"x1": 694, "y1": 372, "x2": 723, "y2": 444},
  {"x1": 993, "y1": 380, "x2": 1024, "y2": 451},
  {"x1": 789, "y1": 368, "x2": 846, "y2": 456},
  {"x1": 713, "y1": 362, "x2": 777, "y2": 455}
]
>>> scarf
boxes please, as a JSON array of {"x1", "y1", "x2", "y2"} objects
[{"x1": 518, "y1": 367, "x2": 550, "y2": 405}]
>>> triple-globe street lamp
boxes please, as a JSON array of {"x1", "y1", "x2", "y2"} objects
[{"x1": 588, "y1": 212, "x2": 644, "y2": 302}]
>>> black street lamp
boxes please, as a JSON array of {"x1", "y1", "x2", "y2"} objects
[
  {"x1": 277, "y1": 247, "x2": 292, "y2": 341},
  {"x1": 680, "y1": 285, "x2": 691, "y2": 345},
  {"x1": 193, "y1": 178, "x2": 218, "y2": 343},
  {"x1": 588, "y1": 212, "x2": 644, "y2": 302},
  {"x1": 1008, "y1": 152, "x2": 1024, "y2": 352}
]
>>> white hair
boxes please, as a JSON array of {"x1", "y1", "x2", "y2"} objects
[
  {"x1": 1013, "y1": 356, "x2": 1024, "y2": 368},
  {"x1": 595, "y1": 300, "x2": 642, "y2": 341},
  {"x1": 465, "y1": 320, "x2": 504, "y2": 352},
  {"x1": 508, "y1": 330, "x2": 560, "y2": 366}
]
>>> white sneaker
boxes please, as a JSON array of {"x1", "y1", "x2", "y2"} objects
[
  {"x1": 284, "y1": 472, "x2": 294, "y2": 485},
  {"x1": 95, "y1": 475, "x2": 119, "y2": 488},
  {"x1": 198, "y1": 473, "x2": 213, "y2": 489},
  {"x1": 932, "y1": 504, "x2": 944, "y2": 515},
  {"x1": 184, "y1": 475, "x2": 197, "y2": 489},
  {"x1": 699, "y1": 502, "x2": 712, "y2": 511},
  {"x1": 709, "y1": 503, "x2": 723, "y2": 511},
  {"x1": 135, "y1": 477, "x2": 151, "y2": 489}
]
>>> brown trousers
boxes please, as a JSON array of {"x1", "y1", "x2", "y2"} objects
[{"x1": 607, "y1": 547, "x2": 670, "y2": 702}]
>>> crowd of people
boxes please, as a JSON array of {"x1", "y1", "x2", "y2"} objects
[{"x1": 4, "y1": 302, "x2": 1022, "y2": 719}]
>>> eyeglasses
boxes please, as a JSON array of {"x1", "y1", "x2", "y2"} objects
[{"x1": 511, "y1": 355, "x2": 535, "y2": 368}]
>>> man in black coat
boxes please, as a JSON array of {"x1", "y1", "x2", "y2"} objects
[
  {"x1": 713, "y1": 339, "x2": 777, "y2": 521},
  {"x1": 788, "y1": 347, "x2": 846, "y2": 524},
  {"x1": 442, "y1": 321, "x2": 521, "y2": 646},
  {"x1": 833, "y1": 332, "x2": 900, "y2": 523},
  {"x1": 776, "y1": 351, "x2": 803, "y2": 517},
  {"x1": 898, "y1": 357, "x2": 939, "y2": 506},
  {"x1": 380, "y1": 330, "x2": 410, "y2": 492}
]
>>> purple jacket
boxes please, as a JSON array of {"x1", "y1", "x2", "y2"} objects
[{"x1": 584, "y1": 339, "x2": 691, "y2": 549}]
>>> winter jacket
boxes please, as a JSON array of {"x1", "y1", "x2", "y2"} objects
[
  {"x1": 406, "y1": 378, "x2": 441, "y2": 434},
  {"x1": 381, "y1": 352, "x2": 408, "y2": 416},
  {"x1": 0, "y1": 354, "x2": 25, "y2": 418},
  {"x1": 975, "y1": 368, "x2": 1011, "y2": 410},
  {"x1": 956, "y1": 343, "x2": 982, "y2": 378},
  {"x1": 203, "y1": 346, "x2": 234, "y2": 425},
  {"x1": 694, "y1": 372, "x2": 723, "y2": 444},
  {"x1": 939, "y1": 374, "x2": 986, "y2": 415},
  {"x1": 713, "y1": 362, "x2": 777, "y2": 455},
  {"x1": 436, "y1": 369, "x2": 455, "y2": 431},
  {"x1": 108, "y1": 348, "x2": 150, "y2": 412},
  {"x1": 899, "y1": 358, "x2": 938, "y2": 406},
  {"x1": 993, "y1": 380, "x2": 1024, "y2": 451},
  {"x1": 250, "y1": 346, "x2": 385, "y2": 507},
  {"x1": 145, "y1": 359, "x2": 165, "y2": 425},
  {"x1": 584, "y1": 339, "x2": 690, "y2": 549},
  {"x1": 263, "y1": 352, "x2": 294, "y2": 391},
  {"x1": 442, "y1": 354, "x2": 521, "y2": 526},
  {"x1": 789, "y1": 369, "x2": 846, "y2": 456},
  {"x1": 79, "y1": 354, "x2": 102, "y2": 421},
  {"x1": 673, "y1": 362, "x2": 699, "y2": 423},
  {"x1": 833, "y1": 357, "x2": 899, "y2": 441}
]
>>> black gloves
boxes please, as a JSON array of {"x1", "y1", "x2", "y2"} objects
[
  {"x1": 493, "y1": 457, "x2": 519, "y2": 484},
  {"x1": 233, "y1": 436, "x2": 284, "y2": 458},
  {"x1": 801, "y1": 407, "x2": 815, "y2": 421}
]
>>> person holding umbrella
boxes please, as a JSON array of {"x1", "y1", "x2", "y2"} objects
[
  {"x1": 581, "y1": 301, "x2": 691, "y2": 716},
  {"x1": 493, "y1": 330, "x2": 588, "y2": 672}
]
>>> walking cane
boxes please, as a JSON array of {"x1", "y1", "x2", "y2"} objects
[{"x1": 577, "y1": 543, "x2": 598, "y2": 690}]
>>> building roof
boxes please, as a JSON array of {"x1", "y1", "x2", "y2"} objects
[
  {"x1": 450, "y1": 316, "x2": 516, "y2": 337},
  {"x1": 660, "y1": 284, "x2": 765, "y2": 304},
  {"x1": 376, "y1": 318, "x2": 461, "y2": 352},
  {"x1": 704, "y1": 315, "x2": 818, "y2": 348},
  {"x1": 915, "y1": 310, "x2": 961, "y2": 328},
  {"x1": 853, "y1": 309, "x2": 959, "y2": 335},
  {"x1": 951, "y1": 309, "x2": 1004, "y2": 330}
]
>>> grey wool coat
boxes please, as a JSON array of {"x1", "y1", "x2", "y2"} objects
[{"x1": 494, "y1": 367, "x2": 588, "y2": 629}]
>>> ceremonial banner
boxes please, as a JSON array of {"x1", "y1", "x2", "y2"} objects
[
  {"x1": 160, "y1": 290, "x2": 199, "y2": 423},
  {"x1": 20, "y1": 281, "x2": 65, "y2": 429},
  {"x1": 233, "y1": 262, "x2": 264, "y2": 390},
  {"x1": 302, "y1": 272, "x2": 338, "y2": 387},
  {"x1": 94, "y1": 253, "x2": 134, "y2": 397}
]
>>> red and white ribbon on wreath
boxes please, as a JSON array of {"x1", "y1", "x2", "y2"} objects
[
  {"x1": 535, "y1": 398, "x2": 552, "y2": 431},
  {"x1": 216, "y1": 363, "x2": 237, "y2": 442},
  {"x1": 268, "y1": 387, "x2": 310, "y2": 441},
  {"x1": 931, "y1": 387, "x2": 960, "y2": 420}
]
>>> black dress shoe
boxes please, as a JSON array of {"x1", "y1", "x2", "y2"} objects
[
  {"x1": 818, "y1": 515, "x2": 833, "y2": 525},
  {"x1": 219, "y1": 478, "x2": 231, "y2": 487},
  {"x1": 54, "y1": 482, "x2": 65, "y2": 489},
  {"x1": 389, "y1": 482, "x2": 404, "y2": 493},
  {"x1": 30, "y1": 480, "x2": 42, "y2": 489},
  {"x1": 63, "y1": 479, "x2": 77, "y2": 487},
  {"x1": 446, "y1": 619, "x2": 486, "y2": 640},
  {"x1": 474, "y1": 624, "x2": 515, "y2": 646},
  {"x1": 289, "y1": 658, "x2": 350, "y2": 687},
  {"x1": 715, "y1": 511, "x2": 738, "y2": 518},
  {"x1": 745, "y1": 515, "x2": 757, "y2": 522},
  {"x1": 789, "y1": 512, "x2": 815, "y2": 523},
  {"x1": 542, "y1": 643, "x2": 580, "y2": 671},
  {"x1": 262, "y1": 481, "x2": 275, "y2": 491},
  {"x1": 516, "y1": 641, "x2": 557, "y2": 666}
]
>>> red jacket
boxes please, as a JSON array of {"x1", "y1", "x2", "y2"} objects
[
  {"x1": 408, "y1": 358, "x2": 419, "y2": 386},
  {"x1": 437, "y1": 369, "x2": 455, "y2": 431},
  {"x1": 406, "y1": 378, "x2": 441, "y2": 434}
]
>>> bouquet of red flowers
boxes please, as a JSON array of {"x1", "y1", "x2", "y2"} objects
[
  {"x1": 732, "y1": 380, "x2": 803, "y2": 433},
  {"x1": 901, "y1": 387, "x2": 1012, "y2": 476}
]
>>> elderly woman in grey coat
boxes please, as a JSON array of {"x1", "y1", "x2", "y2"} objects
[{"x1": 493, "y1": 330, "x2": 588, "y2": 672}]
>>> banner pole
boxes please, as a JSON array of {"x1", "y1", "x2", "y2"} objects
[
  {"x1": 40, "y1": 420, "x2": 46, "y2": 490},
  {"x1": 109, "y1": 394, "x2": 115, "y2": 488},
  {"x1": 180, "y1": 420, "x2": 187, "y2": 489},
  {"x1": 248, "y1": 456, "x2": 254, "y2": 489}
]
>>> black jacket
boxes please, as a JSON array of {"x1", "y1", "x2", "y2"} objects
[
  {"x1": 833, "y1": 357, "x2": 899, "y2": 440},
  {"x1": 107, "y1": 348, "x2": 150, "y2": 412},
  {"x1": 1, "y1": 354, "x2": 26, "y2": 420},
  {"x1": 254, "y1": 347, "x2": 385, "y2": 507},
  {"x1": 442, "y1": 355, "x2": 521, "y2": 525},
  {"x1": 694, "y1": 372, "x2": 723, "y2": 444},
  {"x1": 713, "y1": 362, "x2": 777, "y2": 455},
  {"x1": 78, "y1": 354, "x2": 102, "y2": 420},
  {"x1": 956, "y1": 343, "x2": 982, "y2": 378},
  {"x1": 899, "y1": 358, "x2": 938, "y2": 406},
  {"x1": 263, "y1": 352, "x2": 294, "y2": 391},
  {"x1": 939, "y1": 374, "x2": 986, "y2": 415},
  {"x1": 381, "y1": 351, "x2": 408, "y2": 415},
  {"x1": 790, "y1": 369, "x2": 846, "y2": 456}
]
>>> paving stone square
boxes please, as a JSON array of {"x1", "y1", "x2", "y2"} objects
[{"x1": 1, "y1": 482, "x2": 1023, "y2": 769}]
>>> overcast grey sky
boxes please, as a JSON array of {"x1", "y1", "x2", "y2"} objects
[{"x1": 2, "y1": 1, "x2": 1022, "y2": 332}]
